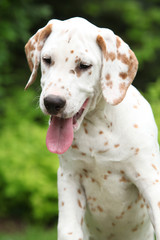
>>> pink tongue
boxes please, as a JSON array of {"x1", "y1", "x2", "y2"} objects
[{"x1": 46, "y1": 117, "x2": 73, "y2": 154}]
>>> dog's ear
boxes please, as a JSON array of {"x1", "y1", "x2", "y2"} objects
[
  {"x1": 24, "y1": 22, "x2": 53, "y2": 90},
  {"x1": 97, "y1": 30, "x2": 138, "y2": 105}
]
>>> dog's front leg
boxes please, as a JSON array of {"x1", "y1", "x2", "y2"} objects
[
  {"x1": 57, "y1": 167, "x2": 86, "y2": 240},
  {"x1": 127, "y1": 153, "x2": 160, "y2": 240}
]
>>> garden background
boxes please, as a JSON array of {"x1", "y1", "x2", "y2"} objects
[{"x1": 1, "y1": 0, "x2": 160, "y2": 238}]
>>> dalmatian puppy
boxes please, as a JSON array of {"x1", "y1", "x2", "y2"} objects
[{"x1": 25, "y1": 17, "x2": 160, "y2": 240}]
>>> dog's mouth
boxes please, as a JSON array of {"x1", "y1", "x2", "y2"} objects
[{"x1": 46, "y1": 98, "x2": 89, "y2": 154}]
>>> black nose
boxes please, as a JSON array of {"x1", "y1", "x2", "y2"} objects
[{"x1": 44, "y1": 95, "x2": 66, "y2": 115}]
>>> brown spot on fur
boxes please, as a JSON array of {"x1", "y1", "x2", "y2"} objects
[
  {"x1": 99, "y1": 131, "x2": 103, "y2": 134},
  {"x1": 104, "y1": 175, "x2": 108, "y2": 180},
  {"x1": 81, "y1": 217, "x2": 83, "y2": 226},
  {"x1": 84, "y1": 128, "x2": 88, "y2": 134},
  {"x1": 81, "y1": 152, "x2": 86, "y2": 156},
  {"x1": 106, "y1": 74, "x2": 111, "y2": 80},
  {"x1": 61, "y1": 202, "x2": 64, "y2": 206},
  {"x1": 136, "y1": 173, "x2": 141, "y2": 177},
  {"x1": 65, "y1": 57, "x2": 68, "y2": 62},
  {"x1": 128, "y1": 205, "x2": 132, "y2": 210},
  {"x1": 116, "y1": 36, "x2": 121, "y2": 48},
  {"x1": 67, "y1": 232, "x2": 73, "y2": 235},
  {"x1": 132, "y1": 226, "x2": 138, "y2": 232},
  {"x1": 109, "y1": 52, "x2": 116, "y2": 61},
  {"x1": 78, "y1": 199, "x2": 82, "y2": 208},
  {"x1": 70, "y1": 50, "x2": 74, "y2": 54},
  {"x1": 152, "y1": 164, "x2": 157, "y2": 171},
  {"x1": 92, "y1": 178, "x2": 95, "y2": 182},
  {"x1": 133, "y1": 124, "x2": 138, "y2": 128},
  {"x1": 133, "y1": 105, "x2": 138, "y2": 109},
  {"x1": 119, "y1": 176, "x2": 129, "y2": 183},
  {"x1": 119, "y1": 83, "x2": 126, "y2": 93},
  {"x1": 114, "y1": 144, "x2": 120, "y2": 148},
  {"x1": 72, "y1": 144, "x2": 79, "y2": 149},
  {"x1": 77, "y1": 189, "x2": 81, "y2": 194},
  {"x1": 135, "y1": 148, "x2": 139, "y2": 155},
  {"x1": 119, "y1": 72, "x2": 127, "y2": 79},
  {"x1": 97, "y1": 206, "x2": 103, "y2": 212}
]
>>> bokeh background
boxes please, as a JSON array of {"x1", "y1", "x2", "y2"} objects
[{"x1": 1, "y1": 0, "x2": 160, "y2": 238}]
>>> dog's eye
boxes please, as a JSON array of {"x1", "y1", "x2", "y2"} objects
[
  {"x1": 43, "y1": 56, "x2": 52, "y2": 65},
  {"x1": 79, "y1": 63, "x2": 92, "y2": 70}
]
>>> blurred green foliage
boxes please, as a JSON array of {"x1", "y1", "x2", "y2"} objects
[
  {"x1": 0, "y1": 89, "x2": 59, "y2": 223},
  {"x1": 0, "y1": 0, "x2": 160, "y2": 224}
]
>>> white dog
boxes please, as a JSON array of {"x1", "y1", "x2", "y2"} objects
[{"x1": 25, "y1": 17, "x2": 160, "y2": 240}]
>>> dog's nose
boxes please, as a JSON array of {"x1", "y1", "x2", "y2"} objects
[{"x1": 44, "y1": 95, "x2": 66, "y2": 115}]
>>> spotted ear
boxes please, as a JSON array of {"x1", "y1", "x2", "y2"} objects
[
  {"x1": 24, "y1": 22, "x2": 53, "y2": 90},
  {"x1": 97, "y1": 30, "x2": 138, "y2": 105}
]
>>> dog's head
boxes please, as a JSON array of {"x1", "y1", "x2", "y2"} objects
[{"x1": 25, "y1": 17, "x2": 138, "y2": 154}]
